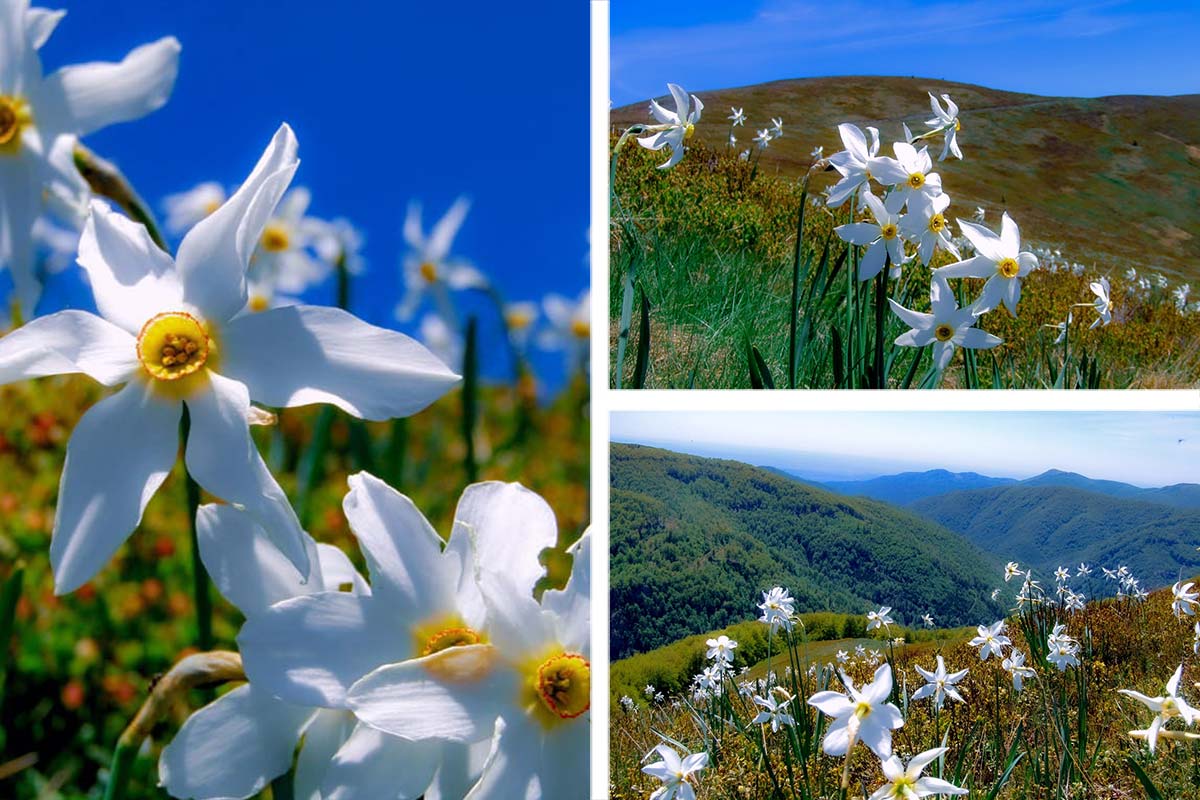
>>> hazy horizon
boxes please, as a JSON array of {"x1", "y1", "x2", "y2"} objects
[{"x1": 610, "y1": 411, "x2": 1200, "y2": 487}]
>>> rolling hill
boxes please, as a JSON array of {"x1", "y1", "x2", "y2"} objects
[
  {"x1": 612, "y1": 76, "x2": 1200, "y2": 282},
  {"x1": 909, "y1": 484, "x2": 1200, "y2": 587},
  {"x1": 610, "y1": 444, "x2": 1003, "y2": 659}
]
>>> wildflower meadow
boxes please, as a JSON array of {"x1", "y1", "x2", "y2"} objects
[
  {"x1": 609, "y1": 80, "x2": 1200, "y2": 389},
  {"x1": 0, "y1": 1, "x2": 590, "y2": 798}
]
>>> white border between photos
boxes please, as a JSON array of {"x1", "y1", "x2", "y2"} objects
[{"x1": 589, "y1": 2, "x2": 1198, "y2": 796}]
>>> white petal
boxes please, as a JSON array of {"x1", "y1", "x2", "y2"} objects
[
  {"x1": 293, "y1": 709, "x2": 355, "y2": 800},
  {"x1": 820, "y1": 717, "x2": 851, "y2": 756},
  {"x1": 915, "y1": 777, "x2": 968, "y2": 795},
  {"x1": 77, "y1": 200, "x2": 183, "y2": 333},
  {"x1": 342, "y1": 471, "x2": 459, "y2": 616},
  {"x1": 426, "y1": 741, "x2": 492, "y2": 800},
  {"x1": 936, "y1": 255, "x2": 993, "y2": 280},
  {"x1": 220, "y1": 306, "x2": 460, "y2": 421},
  {"x1": 51, "y1": 380, "x2": 180, "y2": 593},
  {"x1": 316, "y1": 543, "x2": 370, "y2": 595},
  {"x1": 428, "y1": 196, "x2": 471, "y2": 262},
  {"x1": 887, "y1": 299, "x2": 932, "y2": 332},
  {"x1": 176, "y1": 124, "x2": 299, "y2": 324},
  {"x1": 41, "y1": 37, "x2": 180, "y2": 137},
  {"x1": 184, "y1": 371, "x2": 309, "y2": 577},
  {"x1": 836, "y1": 222, "x2": 881, "y2": 247},
  {"x1": 808, "y1": 691, "x2": 853, "y2": 717},
  {"x1": 463, "y1": 715, "x2": 543, "y2": 800},
  {"x1": 347, "y1": 645, "x2": 509, "y2": 741},
  {"x1": 960, "y1": 327, "x2": 1002, "y2": 350},
  {"x1": 159, "y1": 685, "x2": 311, "y2": 800},
  {"x1": 448, "y1": 481, "x2": 560, "y2": 600},
  {"x1": 999, "y1": 212, "x2": 1021, "y2": 254},
  {"x1": 543, "y1": 531, "x2": 590, "y2": 652},
  {"x1": 957, "y1": 219, "x2": 1004, "y2": 262},
  {"x1": 0, "y1": 153, "x2": 42, "y2": 317},
  {"x1": 0, "y1": 310, "x2": 137, "y2": 386},
  {"x1": 196, "y1": 503, "x2": 320, "y2": 617},
  {"x1": 238, "y1": 592, "x2": 410, "y2": 708},
  {"x1": 322, "y1": 724, "x2": 441, "y2": 800}
]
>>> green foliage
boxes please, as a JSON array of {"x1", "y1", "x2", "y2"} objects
[{"x1": 610, "y1": 443, "x2": 1004, "y2": 658}]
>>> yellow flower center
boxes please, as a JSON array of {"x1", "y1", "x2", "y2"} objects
[
  {"x1": 248, "y1": 294, "x2": 270, "y2": 313},
  {"x1": 880, "y1": 223, "x2": 898, "y2": 240},
  {"x1": 907, "y1": 172, "x2": 925, "y2": 190},
  {"x1": 997, "y1": 257, "x2": 1020, "y2": 278},
  {"x1": 535, "y1": 652, "x2": 591, "y2": 722},
  {"x1": 260, "y1": 224, "x2": 291, "y2": 253},
  {"x1": 0, "y1": 95, "x2": 32, "y2": 153},
  {"x1": 684, "y1": 123, "x2": 695, "y2": 140},
  {"x1": 136, "y1": 312, "x2": 212, "y2": 381},
  {"x1": 203, "y1": 199, "x2": 221, "y2": 216},
  {"x1": 890, "y1": 776, "x2": 917, "y2": 797},
  {"x1": 420, "y1": 261, "x2": 438, "y2": 283},
  {"x1": 853, "y1": 700, "x2": 874, "y2": 720},
  {"x1": 935, "y1": 323, "x2": 955, "y2": 342},
  {"x1": 570, "y1": 320, "x2": 590, "y2": 339},
  {"x1": 954, "y1": 118, "x2": 961, "y2": 132},
  {"x1": 1163, "y1": 697, "x2": 1180, "y2": 718},
  {"x1": 422, "y1": 626, "x2": 483, "y2": 657},
  {"x1": 506, "y1": 310, "x2": 533, "y2": 330},
  {"x1": 928, "y1": 214, "x2": 946, "y2": 233}
]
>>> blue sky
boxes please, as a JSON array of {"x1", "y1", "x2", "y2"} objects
[
  {"x1": 24, "y1": 0, "x2": 589, "y2": 393},
  {"x1": 611, "y1": 0, "x2": 1200, "y2": 105},
  {"x1": 611, "y1": 411, "x2": 1200, "y2": 486}
]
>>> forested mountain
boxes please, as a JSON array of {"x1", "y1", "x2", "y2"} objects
[
  {"x1": 815, "y1": 469, "x2": 1017, "y2": 506},
  {"x1": 1018, "y1": 470, "x2": 1200, "y2": 509},
  {"x1": 610, "y1": 444, "x2": 1003, "y2": 659},
  {"x1": 910, "y1": 484, "x2": 1200, "y2": 587}
]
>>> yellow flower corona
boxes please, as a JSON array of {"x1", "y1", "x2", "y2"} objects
[
  {"x1": 136, "y1": 311, "x2": 212, "y2": 381},
  {"x1": 997, "y1": 257, "x2": 1020, "y2": 278},
  {"x1": 419, "y1": 261, "x2": 438, "y2": 283},
  {"x1": 906, "y1": 172, "x2": 925, "y2": 190},
  {"x1": 934, "y1": 323, "x2": 955, "y2": 342},
  {"x1": 533, "y1": 651, "x2": 590, "y2": 724},
  {"x1": 928, "y1": 214, "x2": 946, "y2": 234},
  {"x1": 880, "y1": 223, "x2": 898, "y2": 240},
  {"x1": 570, "y1": 319, "x2": 591, "y2": 339},
  {"x1": 0, "y1": 95, "x2": 32, "y2": 153},
  {"x1": 422, "y1": 626, "x2": 484, "y2": 657},
  {"x1": 259, "y1": 224, "x2": 291, "y2": 253}
]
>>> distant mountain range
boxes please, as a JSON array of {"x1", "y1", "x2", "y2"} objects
[
  {"x1": 779, "y1": 467, "x2": 1200, "y2": 510},
  {"x1": 611, "y1": 445, "x2": 1002, "y2": 658}
]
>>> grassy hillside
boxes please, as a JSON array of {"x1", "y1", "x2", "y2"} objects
[
  {"x1": 910, "y1": 484, "x2": 1200, "y2": 586},
  {"x1": 613, "y1": 75, "x2": 1200, "y2": 282},
  {"x1": 610, "y1": 444, "x2": 1002, "y2": 658}
]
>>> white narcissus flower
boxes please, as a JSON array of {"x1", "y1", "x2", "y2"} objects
[
  {"x1": 1, "y1": 0, "x2": 180, "y2": 314},
  {"x1": 1077, "y1": 563, "x2": 1091, "y2": 576},
  {"x1": 1118, "y1": 665, "x2": 1197, "y2": 754},
  {"x1": 1171, "y1": 581, "x2": 1198, "y2": 618},
  {"x1": 936, "y1": 213, "x2": 1038, "y2": 316},
  {"x1": 706, "y1": 634, "x2": 737, "y2": 664},
  {"x1": 968, "y1": 621, "x2": 1010, "y2": 661},
  {"x1": 925, "y1": 92, "x2": 963, "y2": 161},
  {"x1": 727, "y1": 107, "x2": 745, "y2": 126},
  {"x1": 868, "y1": 142, "x2": 943, "y2": 210},
  {"x1": 770, "y1": 117, "x2": 783, "y2": 138},
  {"x1": 347, "y1": 526, "x2": 590, "y2": 798},
  {"x1": 753, "y1": 128, "x2": 772, "y2": 148},
  {"x1": 0, "y1": 125, "x2": 459, "y2": 594},
  {"x1": 637, "y1": 83, "x2": 703, "y2": 169},
  {"x1": 1004, "y1": 562, "x2": 1023, "y2": 581},
  {"x1": 396, "y1": 196, "x2": 487, "y2": 321},
  {"x1": 1002, "y1": 650, "x2": 1035, "y2": 692},
  {"x1": 1087, "y1": 277, "x2": 1113, "y2": 329},
  {"x1": 835, "y1": 191, "x2": 907, "y2": 281},
  {"x1": 163, "y1": 182, "x2": 226, "y2": 235},
  {"x1": 313, "y1": 216, "x2": 366, "y2": 277},
  {"x1": 868, "y1": 747, "x2": 968, "y2": 800},
  {"x1": 1054, "y1": 566, "x2": 1070, "y2": 583},
  {"x1": 643, "y1": 744, "x2": 707, "y2": 800},
  {"x1": 866, "y1": 606, "x2": 894, "y2": 631},
  {"x1": 758, "y1": 586, "x2": 795, "y2": 632},
  {"x1": 827, "y1": 123, "x2": 881, "y2": 207},
  {"x1": 752, "y1": 693, "x2": 795, "y2": 732},
  {"x1": 898, "y1": 192, "x2": 959, "y2": 266},
  {"x1": 911, "y1": 655, "x2": 967, "y2": 711},
  {"x1": 502, "y1": 300, "x2": 538, "y2": 349},
  {"x1": 538, "y1": 289, "x2": 590, "y2": 361},
  {"x1": 808, "y1": 663, "x2": 903, "y2": 759},
  {"x1": 922, "y1": 613, "x2": 934, "y2": 628},
  {"x1": 246, "y1": 187, "x2": 335, "y2": 309},
  {"x1": 889, "y1": 274, "x2": 1001, "y2": 370}
]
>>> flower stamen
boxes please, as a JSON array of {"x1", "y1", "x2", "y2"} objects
[
  {"x1": 260, "y1": 224, "x2": 291, "y2": 253},
  {"x1": 535, "y1": 652, "x2": 590, "y2": 720},
  {"x1": 0, "y1": 96, "x2": 32, "y2": 153},
  {"x1": 906, "y1": 172, "x2": 925, "y2": 190},
  {"x1": 419, "y1": 262, "x2": 438, "y2": 283},
  {"x1": 934, "y1": 323, "x2": 955, "y2": 342},
  {"x1": 997, "y1": 257, "x2": 1020, "y2": 278},
  {"x1": 136, "y1": 312, "x2": 211, "y2": 381},
  {"x1": 422, "y1": 626, "x2": 482, "y2": 656}
]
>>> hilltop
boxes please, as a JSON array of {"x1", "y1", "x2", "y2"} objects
[
  {"x1": 610, "y1": 443, "x2": 1002, "y2": 658},
  {"x1": 612, "y1": 75, "x2": 1200, "y2": 282}
]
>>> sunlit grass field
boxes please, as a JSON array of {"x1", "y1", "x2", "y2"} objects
[
  {"x1": 0, "y1": 373, "x2": 589, "y2": 799},
  {"x1": 610, "y1": 585, "x2": 1200, "y2": 799},
  {"x1": 609, "y1": 135, "x2": 1200, "y2": 389}
]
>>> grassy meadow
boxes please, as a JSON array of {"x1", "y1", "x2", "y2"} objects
[
  {"x1": 611, "y1": 583, "x2": 1200, "y2": 799},
  {"x1": 0, "y1": 372, "x2": 589, "y2": 799},
  {"x1": 609, "y1": 79, "x2": 1200, "y2": 389}
]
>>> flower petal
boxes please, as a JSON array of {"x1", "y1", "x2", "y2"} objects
[
  {"x1": 196, "y1": 503, "x2": 320, "y2": 617},
  {"x1": 77, "y1": 200, "x2": 184, "y2": 333},
  {"x1": 428, "y1": 196, "x2": 471, "y2": 262},
  {"x1": 936, "y1": 255, "x2": 993, "y2": 280},
  {"x1": 219, "y1": 306, "x2": 460, "y2": 420},
  {"x1": 293, "y1": 709, "x2": 356, "y2": 800},
  {"x1": 341, "y1": 471, "x2": 458, "y2": 615},
  {"x1": 0, "y1": 310, "x2": 137, "y2": 386},
  {"x1": 158, "y1": 684, "x2": 311, "y2": 800},
  {"x1": 184, "y1": 371, "x2": 309, "y2": 577},
  {"x1": 238, "y1": 592, "x2": 410, "y2": 708},
  {"x1": 176, "y1": 124, "x2": 299, "y2": 324},
  {"x1": 346, "y1": 644, "x2": 509, "y2": 742},
  {"x1": 321, "y1": 724, "x2": 441, "y2": 800},
  {"x1": 51, "y1": 380, "x2": 180, "y2": 594},
  {"x1": 40, "y1": 37, "x2": 179, "y2": 137}
]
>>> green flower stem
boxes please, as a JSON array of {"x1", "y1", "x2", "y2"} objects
[
  {"x1": 611, "y1": 125, "x2": 645, "y2": 389},
  {"x1": 103, "y1": 651, "x2": 244, "y2": 800},
  {"x1": 0, "y1": 562, "x2": 25, "y2": 717},
  {"x1": 179, "y1": 407, "x2": 211, "y2": 652},
  {"x1": 73, "y1": 143, "x2": 168, "y2": 253}
]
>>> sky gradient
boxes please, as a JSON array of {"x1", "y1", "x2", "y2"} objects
[
  {"x1": 611, "y1": 0, "x2": 1200, "y2": 106},
  {"x1": 611, "y1": 411, "x2": 1200, "y2": 486},
  {"x1": 20, "y1": 0, "x2": 589, "y2": 392}
]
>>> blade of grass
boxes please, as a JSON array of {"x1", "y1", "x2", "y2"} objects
[{"x1": 633, "y1": 295, "x2": 651, "y2": 389}]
